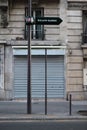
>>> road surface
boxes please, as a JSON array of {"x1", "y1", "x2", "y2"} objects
[{"x1": 0, "y1": 120, "x2": 87, "y2": 130}]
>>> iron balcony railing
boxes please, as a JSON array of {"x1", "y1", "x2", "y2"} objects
[
  {"x1": 24, "y1": 29, "x2": 45, "y2": 40},
  {"x1": 82, "y1": 33, "x2": 87, "y2": 44}
]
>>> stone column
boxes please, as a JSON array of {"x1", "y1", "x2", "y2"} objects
[
  {"x1": 59, "y1": 0, "x2": 67, "y2": 45},
  {"x1": 4, "y1": 44, "x2": 13, "y2": 100},
  {"x1": 0, "y1": 43, "x2": 5, "y2": 100},
  {"x1": 59, "y1": 0, "x2": 67, "y2": 98}
]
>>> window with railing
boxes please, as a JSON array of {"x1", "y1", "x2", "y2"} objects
[
  {"x1": 25, "y1": 7, "x2": 44, "y2": 40},
  {"x1": 82, "y1": 11, "x2": 87, "y2": 44}
]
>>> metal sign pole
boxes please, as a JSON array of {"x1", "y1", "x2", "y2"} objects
[
  {"x1": 45, "y1": 48, "x2": 47, "y2": 115},
  {"x1": 26, "y1": 1, "x2": 62, "y2": 114},
  {"x1": 27, "y1": 0, "x2": 32, "y2": 114}
]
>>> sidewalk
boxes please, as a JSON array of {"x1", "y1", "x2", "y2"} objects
[{"x1": 0, "y1": 99, "x2": 87, "y2": 120}]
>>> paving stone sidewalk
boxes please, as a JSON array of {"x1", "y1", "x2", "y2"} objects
[{"x1": 0, "y1": 99, "x2": 87, "y2": 120}]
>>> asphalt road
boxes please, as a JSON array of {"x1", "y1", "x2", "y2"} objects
[{"x1": 0, "y1": 120, "x2": 87, "y2": 130}]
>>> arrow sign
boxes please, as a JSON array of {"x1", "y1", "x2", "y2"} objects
[
  {"x1": 35, "y1": 17, "x2": 63, "y2": 25},
  {"x1": 25, "y1": 17, "x2": 63, "y2": 25}
]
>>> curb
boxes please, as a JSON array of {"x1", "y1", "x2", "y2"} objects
[{"x1": 0, "y1": 115, "x2": 87, "y2": 121}]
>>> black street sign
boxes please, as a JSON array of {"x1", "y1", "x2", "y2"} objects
[
  {"x1": 35, "y1": 17, "x2": 62, "y2": 25},
  {"x1": 26, "y1": 17, "x2": 63, "y2": 25}
]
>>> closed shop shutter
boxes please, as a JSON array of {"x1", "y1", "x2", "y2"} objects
[
  {"x1": 47, "y1": 56, "x2": 65, "y2": 98},
  {"x1": 14, "y1": 56, "x2": 65, "y2": 98},
  {"x1": 14, "y1": 57, "x2": 27, "y2": 98}
]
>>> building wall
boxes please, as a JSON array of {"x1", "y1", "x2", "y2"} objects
[
  {"x1": 0, "y1": 0, "x2": 63, "y2": 100},
  {"x1": 0, "y1": 0, "x2": 60, "y2": 41},
  {"x1": 0, "y1": 0, "x2": 86, "y2": 100},
  {"x1": 67, "y1": 0, "x2": 87, "y2": 99},
  {"x1": 4, "y1": 45, "x2": 13, "y2": 100},
  {"x1": 0, "y1": 42, "x2": 13, "y2": 100},
  {"x1": 67, "y1": 9, "x2": 83, "y2": 90},
  {"x1": 0, "y1": 0, "x2": 25, "y2": 40},
  {"x1": 0, "y1": 45, "x2": 5, "y2": 100}
]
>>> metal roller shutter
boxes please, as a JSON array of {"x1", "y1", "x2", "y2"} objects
[
  {"x1": 14, "y1": 57, "x2": 27, "y2": 98},
  {"x1": 13, "y1": 56, "x2": 65, "y2": 98},
  {"x1": 47, "y1": 56, "x2": 65, "y2": 98},
  {"x1": 31, "y1": 56, "x2": 45, "y2": 98}
]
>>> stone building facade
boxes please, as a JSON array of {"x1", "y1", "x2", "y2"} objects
[{"x1": 0, "y1": 0, "x2": 87, "y2": 100}]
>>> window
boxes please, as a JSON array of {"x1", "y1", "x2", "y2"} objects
[
  {"x1": 82, "y1": 11, "x2": 87, "y2": 44},
  {"x1": 25, "y1": 8, "x2": 44, "y2": 40}
]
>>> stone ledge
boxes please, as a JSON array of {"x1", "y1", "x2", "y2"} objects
[
  {"x1": 81, "y1": 44, "x2": 87, "y2": 48},
  {"x1": 7, "y1": 40, "x2": 64, "y2": 46}
]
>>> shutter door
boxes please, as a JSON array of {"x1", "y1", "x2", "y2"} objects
[
  {"x1": 14, "y1": 56, "x2": 65, "y2": 98},
  {"x1": 14, "y1": 57, "x2": 27, "y2": 98},
  {"x1": 47, "y1": 56, "x2": 65, "y2": 98},
  {"x1": 31, "y1": 57, "x2": 45, "y2": 98},
  {"x1": 14, "y1": 56, "x2": 45, "y2": 98}
]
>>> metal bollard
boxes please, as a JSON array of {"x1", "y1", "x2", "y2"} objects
[{"x1": 69, "y1": 94, "x2": 72, "y2": 115}]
